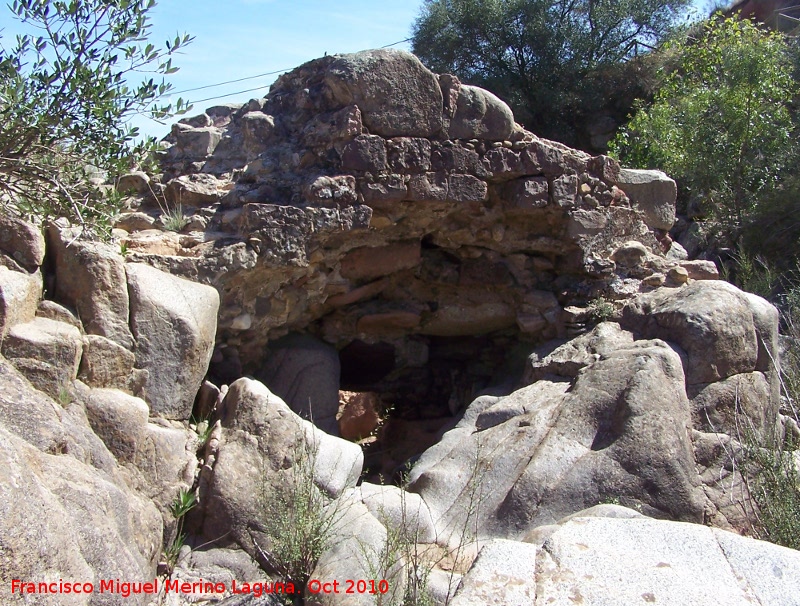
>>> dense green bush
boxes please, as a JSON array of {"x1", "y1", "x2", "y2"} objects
[
  {"x1": 0, "y1": 0, "x2": 191, "y2": 236},
  {"x1": 610, "y1": 16, "x2": 798, "y2": 231}
]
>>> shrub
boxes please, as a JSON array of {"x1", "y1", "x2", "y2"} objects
[
  {"x1": 726, "y1": 254, "x2": 800, "y2": 551},
  {"x1": 253, "y1": 434, "x2": 346, "y2": 605},
  {"x1": 0, "y1": 0, "x2": 191, "y2": 236},
  {"x1": 610, "y1": 16, "x2": 797, "y2": 231},
  {"x1": 163, "y1": 487, "x2": 197, "y2": 574}
]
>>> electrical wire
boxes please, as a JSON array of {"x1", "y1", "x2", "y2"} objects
[
  {"x1": 188, "y1": 83, "x2": 274, "y2": 105},
  {"x1": 170, "y1": 67, "x2": 293, "y2": 96},
  {"x1": 177, "y1": 37, "x2": 414, "y2": 106}
]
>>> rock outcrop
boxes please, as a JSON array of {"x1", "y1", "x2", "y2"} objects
[
  {"x1": 0, "y1": 47, "x2": 796, "y2": 606},
  {"x1": 406, "y1": 290, "x2": 777, "y2": 545},
  {"x1": 114, "y1": 48, "x2": 694, "y2": 425},
  {"x1": 450, "y1": 507, "x2": 800, "y2": 606}
]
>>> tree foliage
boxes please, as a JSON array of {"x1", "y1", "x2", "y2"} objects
[
  {"x1": 611, "y1": 16, "x2": 797, "y2": 228},
  {"x1": 411, "y1": 0, "x2": 691, "y2": 149},
  {"x1": 0, "y1": 0, "x2": 192, "y2": 234}
]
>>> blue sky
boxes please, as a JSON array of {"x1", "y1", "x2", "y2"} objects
[
  {"x1": 0, "y1": 0, "x2": 713, "y2": 139},
  {"x1": 126, "y1": 0, "x2": 428, "y2": 138}
]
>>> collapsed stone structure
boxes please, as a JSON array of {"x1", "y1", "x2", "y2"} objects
[
  {"x1": 121, "y1": 50, "x2": 703, "y2": 425},
  {"x1": 1, "y1": 49, "x2": 799, "y2": 605}
]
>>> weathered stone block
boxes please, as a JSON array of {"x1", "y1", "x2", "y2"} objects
[
  {"x1": 505, "y1": 177, "x2": 549, "y2": 210},
  {"x1": 448, "y1": 174, "x2": 488, "y2": 203},
  {"x1": 482, "y1": 147, "x2": 529, "y2": 180},
  {"x1": 2, "y1": 317, "x2": 82, "y2": 399},
  {"x1": 587, "y1": 154, "x2": 621, "y2": 184},
  {"x1": 341, "y1": 134, "x2": 387, "y2": 173},
  {"x1": 421, "y1": 302, "x2": 516, "y2": 336},
  {"x1": 85, "y1": 388, "x2": 149, "y2": 464},
  {"x1": 408, "y1": 172, "x2": 449, "y2": 202},
  {"x1": 303, "y1": 105, "x2": 363, "y2": 146},
  {"x1": 340, "y1": 241, "x2": 421, "y2": 282},
  {"x1": 0, "y1": 266, "x2": 41, "y2": 343},
  {"x1": 616, "y1": 168, "x2": 677, "y2": 231},
  {"x1": 324, "y1": 49, "x2": 444, "y2": 138},
  {"x1": 679, "y1": 260, "x2": 719, "y2": 280},
  {"x1": 551, "y1": 174, "x2": 578, "y2": 208},
  {"x1": 48, "y1": 227, "x2": 133, "y2": 350},
  {"x1": 164, "y1": 173, "x2": 222, "y2": 207},
  {"x1": 241, "y1": 111, "x2": 275, "y2": 147},
  {"x1": 127, "y1": 263, "x2": 219, "y2": 420},
  {"x1": 448, "y1": 84, "x2": 515, "y2": 142},
  {"x1": 360, "y1": 175, "x2": 408, "y2": 204},
  {"x1": 304, "y1": 175, "x2": 358, "y2": 206},
  {"x1": 259, "y1": 334, "x2": 341, "y2": 436},
  {"x1": 387, "y1": 137, "x2": 431, "y2": 173},
  {"x1": 175, "y1": 126, "x2": 222, "y2": 158},
  {"x1": 79, "y1": 334, "x2": 137, "y2": 391},
  {"x1": 431, "y1": 145, "x2": 490, "y2": 177},
  {"x1": 115, "y1": 171, "x2": 151, "y2": 195},
  {"x1": 0, "y1": 216, "x2": 45, "y2": 271}
]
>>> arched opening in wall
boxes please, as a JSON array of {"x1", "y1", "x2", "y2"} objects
[{"x1": 334, "y1": 331, "x2": 534, "y2": 484}]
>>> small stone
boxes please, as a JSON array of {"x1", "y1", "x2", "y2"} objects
[
  {"x1": 680, "y1": 260, "x2": 719, "y2": 280},
  {"x1": 668, "y1": 266, "x2": 690, "y2": 284},
  {"x1": 491, "y1": 225, "x2": 505, "y2": 242},
  {"x1": 611, "y1": 241, "x2": 649, "y2": 268},
  {"x1": 643, "y1": 273, "x2": 666, "y2": 287},
  {"x1": 231, "y1": 313, "x2": 252, "y2": 331},
  {"x1": 369, "y1": 216, "x2": 393, "y2": 230},
  {"x1": 115, "y1": 171, "x2": 151, "y2": 195},
  {"x1": 583, "y1": 195, "x2": 599, "y2": 209}
]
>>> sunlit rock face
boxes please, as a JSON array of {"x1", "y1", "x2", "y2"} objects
[{"x1": 118, "y1": 48, "x2": 686, "y2": 419}]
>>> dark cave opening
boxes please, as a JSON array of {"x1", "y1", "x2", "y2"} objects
[
  {"x1": 335, "y1": 330, "x2": 534, "y2": 482},
  {"x1": 338, "y1": 340, "x2": 396, "y2": 387}
]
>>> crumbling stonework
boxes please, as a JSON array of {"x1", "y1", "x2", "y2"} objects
[
  {"x1": 116, "y1": 49, "x2": 685, "y2": 419},
  {"x1": 0, "y1": 48, "x2": 796, "y2": 606}
]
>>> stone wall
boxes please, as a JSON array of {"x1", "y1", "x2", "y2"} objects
[{"x1": 116, "y1": 49, "x2": 688, "y2": 419}]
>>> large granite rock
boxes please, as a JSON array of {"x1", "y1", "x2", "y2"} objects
[
  {"x1": 0, "y1": 266, "x2": 41, "y2": 342},
  {"x1": 0, "y1": 215, "x2": 45, "y2": 272},
  {"x1": 448, "y1": 84, "x2": 515, "y2": 141},
  {"x1": 201, "y1": 378, "x2": 363, "y2": 559},
  {"x1": 324, "y1": 49, "x2": 444, "y2": 138},
  {"x1": 621, "y1": 280, "x2": 778, "y2": 386},
  {"x1": 448, "y1": 511, "x2": 800, "y2": 605},
  {"x1": 258, "y1": 333, "x2": 341, "y2": 435},
  {"x1": 49, "y1": 227, "x2": 134, "y2": 350},
  {"x1": 84, "y1": 388, "x2": 150, "y2": 465},
  {"x1": 1, "y1": 317, "x2": 82, "y2": 400},
  {"x1": 616, "y1": 168, "x2": 677, "y2": 230},
  {"x1": 409, "y1": 329, "x2": 712, "y2": 546},
  {"x1": 0, "y1": 427, "x2": 162, "y2": 606},
  {"x1": 126, "y1": 262, "x2": 219, "y2": 419},
  {"x1": 408, "y1": 281, "x2": 781, "y2": 546},
  {"x1": 537, "y1": 515, "x2": 800, "y2": 605},
  {"x1": 78, "y1": 334, "x2": 141, "y2": 393}
]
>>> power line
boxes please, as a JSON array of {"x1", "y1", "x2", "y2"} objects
[
  {"x1": 380, "y1": 37, "x2": 412, "y2": 48},
  {"x1": 189, "y1": 83, "x2": 274, "y2": 106},
  {"x1": 175, "y1": 39, "x2": 413, "y2": 98},
  {"x1": 178, "y1": 38, "x2": 414, "y2": 107},
  {"x1": 170, "y1": 67, "x2": 293, "y2": 96}
]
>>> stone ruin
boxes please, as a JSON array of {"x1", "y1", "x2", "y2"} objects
[
  {"x1": 116, "y1": 50, "x2": 704, "y2": 440},
  {"x1": 2, "y1": 48, "x2": 797, "y2": 606}
]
